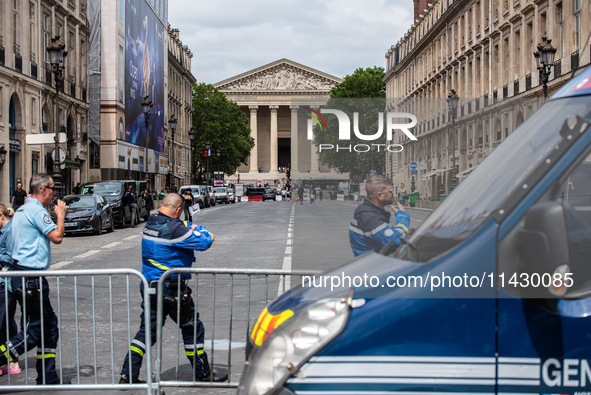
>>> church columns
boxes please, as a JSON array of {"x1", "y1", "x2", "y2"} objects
[
  {"x1": 249, "y1": 106, "x2": 258, "y2": 173},
  {"x1": 290, "y1": 106, "x2": 299, "y2": 173},
  {"x1": 270, "y1": 106, "x2": 279, "y2": 173}
]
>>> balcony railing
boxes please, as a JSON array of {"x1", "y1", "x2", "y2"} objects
[
  {"x1": 554, "y1": 59, "x2": 562, "y2": 78},
  {"x1": 502, "y1": 84, "x2": 508, "y2": 98},
  {"x1": 513, "y1": 79, "x2": 519, "y2": 95},
  {"x1": 525, "y1": 73, "x2": 532, "y2": 90},
  {"x1": 493, "y1": 90, "x2": 498, "y2": 104},
  {"x1": 484, "y1": 94, "x2": 489, "y2": 107},
  {"x1": 31, "y1": 62, "x2": 37, "y2": 79},
  {"x1": 571, "y1": 51, "x2": 580, "y2": 71},
  {"x1": 15, "y1": 54, "x2": 22, "y2": 73}
]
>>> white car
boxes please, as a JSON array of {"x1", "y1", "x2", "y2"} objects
[{"x1": 227, "y1": 188, "x2": 236, "y2": 203}]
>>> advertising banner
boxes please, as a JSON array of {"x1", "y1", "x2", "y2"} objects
[{"x1": 125, "y1": 0, "x2": 166, "y2": 152}]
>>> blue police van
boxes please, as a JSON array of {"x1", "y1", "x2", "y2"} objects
[{"x1": 238, "y1": 67, "x2": 591, "y2": 394}]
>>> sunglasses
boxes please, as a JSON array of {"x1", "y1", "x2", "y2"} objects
[{"x1": 45, "y1": 186, "x2": 56, "y2": 191}]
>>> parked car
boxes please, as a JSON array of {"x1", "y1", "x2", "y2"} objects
[
  {"x1": 57, "y1": 194, "x2": 114, "y2": 235},
  {"x1": 92, "y1": 180, "x2": 147, "y2": 227},
  {"x1": 207, "y1": 186, "x2": 217, "y2": 206},
  {"x1": 264, "y1": 188, "x2": 276, "y2": 201},
  {"x1": 179, "y1": 185, "x2": 204, "y2": 209},
  {"x1": 197, "y1": 185, "x2": 215, "y2": 207},
  {"x1": 213, "y1": 187, "x2": 230, "y2": 204},
  {"x1": 227, "y1": 188, "x2": 236, "y2": 203}
]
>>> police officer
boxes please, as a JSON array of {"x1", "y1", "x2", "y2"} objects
[
  {"x1": 349, "y1": 175, "x2": 411, "y2": 256},
  {"x1": 0, "y1": 173, "x2": 68, "y2": 384},
  {"x1": 119, "y1": 193, "x2": 227, "y2": 384}
]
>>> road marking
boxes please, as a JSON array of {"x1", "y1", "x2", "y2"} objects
[
  {"x1": 123, "y1": 235, "x2": 140, "y2": 241},
  {"x1": 287, "y1": 232, "x2": 292, "y2": 238},
  {"x1": 73, "y1": 250, "x2": 101, "y2": 259},
  {"x1": 50, "y1": 261, "x2": 73, "y2": 270},
  {"x1": 102, "y1": 242, "x2": 122, "y2": 249},
  {"x1": 282, "y1": 256, "x2": 292, "y2": 269},
  {"x1": 286, "y1": 239, "x2": 292, "y2": 245},
  {"x1": 285, "y1": 246, "x2": 292, "y2": 254}
]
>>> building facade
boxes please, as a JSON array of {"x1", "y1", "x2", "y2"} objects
[
  {"x1": 384, "y1": 0, "x2": 590, "y2": 200},
  {"x1": 88, "y1": 0, "x2": 180, "y2": 192},
  {"x1": 214, "y1": 59, "x2": 346, "y2": 185},
  {"x1": 167, "y1": 27, "x2": 195, "y2": 189},
  {"x1": 0, "y1": 0, "x2": 90, "y2": 201}
]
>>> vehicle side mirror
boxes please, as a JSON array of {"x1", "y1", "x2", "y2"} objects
[{"x1": 518, "y1": 201, "x2": 570, "y2": 296}]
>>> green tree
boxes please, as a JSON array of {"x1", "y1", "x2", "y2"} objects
[
  {"x1": 313, "y1": 66, "x2": 386, "y2": 180},
  {"x1": 191, "y1": 83, "x2": 254, "y2": 181}
]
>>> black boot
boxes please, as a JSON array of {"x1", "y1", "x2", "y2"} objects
[
  {"x1": 119, "y1": 374, "x2": 145, "y2": 384},
  {"x1": 195, "y1": 365, "x2": 228, "y2": 382}
]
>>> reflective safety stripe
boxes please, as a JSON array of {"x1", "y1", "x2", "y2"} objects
[
  {"x1": 0, "y1": 344, "x2": 13, "y2": 362},
  {"x1": 184, "y1": 343, "x2": 204, "y2": 350},
  {"x1": 149, "y1": 259, "x2": 171, "y2": 271},
  {"x1": 395, "y1": 223, "x2": 409, "y2": 234},
  {"x1": 37, "y1": 353, "x2": 56, "y2": 359},
  {"x1": 130, "y1": 346, "x2": 144, "y2": 356},
  {"x1": 132, "y1": 339, "x2": 146, "y2": 349},
  {"x1": 185, "y1": 349, "x2": 204, "y2": 356}
]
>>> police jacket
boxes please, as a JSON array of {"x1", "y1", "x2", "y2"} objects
[
  {"x1": 349, "y1": 199, "x2": 410, "y2": 257},
  {"x1": 141, "y1": 212, "x2": 213, "y2": 282}
]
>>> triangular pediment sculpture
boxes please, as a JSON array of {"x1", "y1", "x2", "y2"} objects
[{"x1": 214, "y1": 59, "x2": 342, "y2": 92}]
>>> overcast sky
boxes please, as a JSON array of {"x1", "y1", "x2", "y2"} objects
[{"x1": 167, "y1": 0, "x2": 414, "y2": 84}]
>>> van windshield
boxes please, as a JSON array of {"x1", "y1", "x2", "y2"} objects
[
  {"x1": 93, "y1": 183, "x2": 122, "y2": 196},
  {"x1": 394, "y1": 96, "x2": 591, "y2": 262}
]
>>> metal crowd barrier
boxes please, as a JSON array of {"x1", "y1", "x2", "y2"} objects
[
  {"x1": 0, "y1": 269, "x2": 153, "y2": 393},
  {"x1": 155, "y1": 268, "x2": 320, "y2": 393}
]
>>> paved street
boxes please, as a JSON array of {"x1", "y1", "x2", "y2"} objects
[{"x1": 0, "y1": 199, "x2": 429, "y2": 394}]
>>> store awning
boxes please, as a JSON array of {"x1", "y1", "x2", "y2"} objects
[
  {"x1": 63, "y1": 159, "x2": 81, "y2": 169},
  {"x1": 456, "y1": 166, "x2": 477, "y2": 179}
]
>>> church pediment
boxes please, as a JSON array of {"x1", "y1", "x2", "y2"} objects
[{"x1": 214, "y1": 59, "x2": 342, "y2": 92}]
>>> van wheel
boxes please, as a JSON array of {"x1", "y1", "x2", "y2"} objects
[
  {"x1": 107, "y1": 215, "x2": 114, "y2": 233},
  {"x1": 95, "y1": 218, "x2": 102, "y2": 236}
]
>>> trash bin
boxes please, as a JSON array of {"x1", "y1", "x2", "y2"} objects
[
  {"x1": 158, "y1": 192, "x2": 166, "y2": 200},
  {"x1": 439, "y1": 194, "x2": 448, "y2": 202},
  {"x1": 409, "y1": 192, "x2": 420, "y2": 207}
]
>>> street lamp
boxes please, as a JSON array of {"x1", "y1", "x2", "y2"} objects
[
  {"x1": 46, "y1": 35, "x2": 67, "y2": 199},
  {"x1": 534, "y1": 36, "x2": 557, "y2": 99},
  {"x1": 189, "y1": 128, "x2": 195, "y2": 184},
  {"x1": 447, "y1": 89, "x2": 459, "y2": 191},
  {"x1": 205, "y1": 140, "x2": 211, "y2": 184},
  {"x1": 168, "y1": 114, "x2": 177, "y2": 191},
  {"x1": 216, "y1": 149, "x2": 221, "y2": 181},
  {"x1": 141, "y1": 95, "x2": 152, "y2": 176}
]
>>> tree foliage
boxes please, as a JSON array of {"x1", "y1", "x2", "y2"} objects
[
  {"x1": 192, "y1": 83, "x2": 254, "y2": 179},
  {"x1": 313, "y1": 66, "x2": 387, "y2": 180}
]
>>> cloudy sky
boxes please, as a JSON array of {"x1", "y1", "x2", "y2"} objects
[{"x1": 168, "y1": 0, "x2": 414, "y2": 84}]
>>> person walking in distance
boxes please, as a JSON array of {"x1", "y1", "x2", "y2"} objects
[
  {"x1": 11, "y1": 182, "x2": 27, "y2": 211},
  {"x1": 119, "y1": 193, "x2": 227, "y2": 384},
  {"x1": 0, "y1": 173, "x2": 68, "y2": 384},
  {"x1": 124, "y1": 185, "x2": 138, "y2": 228},
  {"x1": 297, "y1": 185, "x2": 304, "y2": 205},
  {"x1": 183, "y1": 190, "x2": 194, "y2": 221}
]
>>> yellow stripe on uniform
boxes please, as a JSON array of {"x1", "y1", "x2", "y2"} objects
[
  {"x1": 130, "y1": 346, "x2": 144, "y2": 356},
  {"x1": 149, "y1": 259, "x2": 171, "y2": 271},
  {"x1": 395, "y1": 223, "x2": 409, "y2": 234},
  {"x1": 0, "y1": 344, "x2": 13, "y2": 362},
  {"x1": 37, "y1": 353, "x2": 55, "y2": 359}
]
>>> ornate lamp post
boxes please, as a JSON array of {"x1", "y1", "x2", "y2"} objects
[
  {"x1": 205, "y1": 140, "x2": 211, "y2": 184},
  {"x1": 189, "y1": 128, "x2": 195, "y2": 184},
  {"x1": 216, "y1": 149, "x2": 221, "y2": 181},
  {"x1": 141, "y1": 95, "x2": 152, "y2": 176},
  {"x1": 534, "y1": 36, "x2": 557, "y2": 99},
  {"x1": 447, "y1": 89, "x2": 459, "y2": 191},
  {"x1": 46, "y1": 36, "x2": 67, "y2": 199},
  {"x1": 168, "y1": 115, "x2": 177, "y2": 191}
]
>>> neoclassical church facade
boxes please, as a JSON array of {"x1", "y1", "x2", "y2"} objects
[{"x1": 214, "y1": 59, "x2": 347, "y2": 185}]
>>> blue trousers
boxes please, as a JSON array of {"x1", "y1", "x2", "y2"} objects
[
  {"x1": 121, "y1": 280, "x2": 211, "y2": 379},
  {"x1": 0, "y1": 277, "x2": 60, "y2": 384}
]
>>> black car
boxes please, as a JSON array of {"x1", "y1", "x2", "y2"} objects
[
  {"x1": 60, "y1": 194, "x2": 115, "y2": 235},
  {"x1": 263, "y1": 188, "x2": 276, "y2": 201},
  {"x1": 92, "y1": 180, "x2": 148, "y2": 227}
]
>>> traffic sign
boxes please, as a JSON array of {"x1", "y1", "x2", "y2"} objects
[
  {"x1": 410, "y1": 161, "x2": 418, "y2": 169},
  {"x1": 369, "y1": 170, "x2": 376, "y2": 176},
  {"x1": 411, "y1": 169, "x2": 418, "y2": 175},
  {"x1": 52, "y1": 147, "x2": 66, "y2": 163}
]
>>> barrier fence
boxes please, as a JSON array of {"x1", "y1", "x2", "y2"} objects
[{"x1": 0, "y1": 268, "x2": 319, "y2": 394}]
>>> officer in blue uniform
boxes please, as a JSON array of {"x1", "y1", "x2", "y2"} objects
[
  {"x1": 0, "y1": 173, "x2": 67, "y2": 384},
  {"x1": 119, "y1": 193, "x2": 227, "y2": 384},
  {"x1": 349, "y1": 175, "x2": 411, "y2": 256}
]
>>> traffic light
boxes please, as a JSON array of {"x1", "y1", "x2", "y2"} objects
[{"x1": 286, "y1": 169, "x2": 290, "y2": 180}]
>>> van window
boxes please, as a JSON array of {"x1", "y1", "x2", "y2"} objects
[
  {"x1": 548, "y1": 152, "x2": 591, "y2": 296},
  {"x1": 394, "y1": 96, "x2": 591, "y2": 263},
  {"x1": 94, "y1": 182, "x2": 122, "y2": 196}
]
